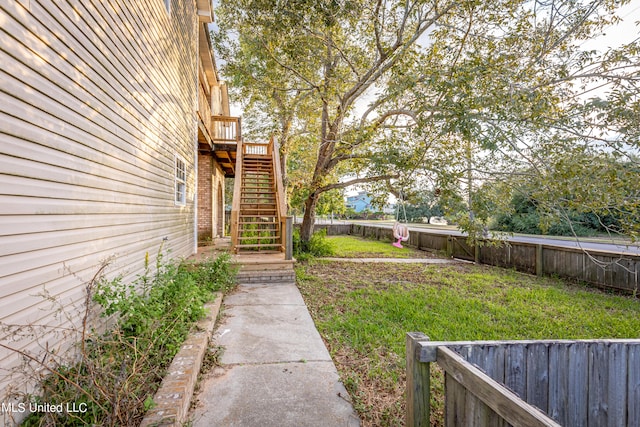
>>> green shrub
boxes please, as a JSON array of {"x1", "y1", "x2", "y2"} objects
[
  {"x1": 293, "y1": 228, "x2": 335, "y2": 260},
  {"x1": 18, "y1": 250, "x2": 236, "y2": 426}
]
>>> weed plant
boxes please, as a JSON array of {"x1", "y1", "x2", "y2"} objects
[
  {"x1": 293, "y1": 228, "x2": 335, "y2": 260},
  {"x1": 7, "y1": 249, "x2": 235, "y2": 426}
]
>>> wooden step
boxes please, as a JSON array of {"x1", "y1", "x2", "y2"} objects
[
  {"x1": 239, "y1": 222, "x2": 278, "y2": 226},
  {"x1": 238, "y1": 235, "x2": 280, "y2": 241},
  {"x1": 242, "y1": 178, "x2": 274, "y2": 182},
  {"x1": 240, "y1": 213, "x2": 277, "y2": 217},
  {"x1": 241, "y1": 202, "x2": 276, "y2": 207},
  {"x1": 236, "y1": 243, "x2": 282, "y2": 249},
  {"x1": 240, "y1": 206, "x2": 277, "y2": 210},
  {"x1": 239, "y1": 232, "x2": 280, "y2": 236}
]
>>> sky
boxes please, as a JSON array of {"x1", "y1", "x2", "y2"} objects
[{"x1": 582, "y1": 2, "x2": 640, "y2": 51}]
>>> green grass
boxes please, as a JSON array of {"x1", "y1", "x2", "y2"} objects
[
  {"x1": 326, "y1": 235, "x2": 435, "y2": 258},
  {"x1": 296, "y1": 259, "x2": 640, "y2": 426}
]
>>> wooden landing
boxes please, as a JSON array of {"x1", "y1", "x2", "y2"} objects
[{"x1": 190, "y1": 240, "x2": 294, "y2": 272}]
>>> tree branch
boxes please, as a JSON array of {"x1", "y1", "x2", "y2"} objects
[{"x1": 317, "y1": 174, "x2": 399, "y2": 193}]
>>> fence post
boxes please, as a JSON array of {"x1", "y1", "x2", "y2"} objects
[
  {"x1": 446, "y1": 236, "x2": 453, "y2": 258},
  {"x1": 536, "y1": 244, "x2": 543, "y2": 276},
  {"x1": 406, "y1": 332, "x2": 430, "y2": 427}
]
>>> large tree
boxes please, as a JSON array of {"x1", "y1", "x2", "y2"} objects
[{"x1": 213, "y1": 0, "x2": 640, "y2": 243}]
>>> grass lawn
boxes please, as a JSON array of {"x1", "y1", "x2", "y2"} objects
[
  {"x1": 296, "y1": 236, "x2": 640, "y2": 426},
  {"x1": 326, "y1": 235, "x2": 438, "y2": 258}
]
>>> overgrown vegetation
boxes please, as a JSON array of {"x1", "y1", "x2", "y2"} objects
[
  {"x1": 295, "y1": 237, "x2": 640, "y2": 426},
  {"x1": 491, "y1": 186, "x2": 625, "y2": 237},
  {"x1": 6, "y1": 250, "x2": 235, "y2": 427},
  {"x1": 292, "y1": 228, "x2": 335, "y2": 261}
]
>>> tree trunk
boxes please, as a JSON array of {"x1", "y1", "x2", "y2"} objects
[{"x1": 300, "y1": 192, "x2": 319, "y2": 246}]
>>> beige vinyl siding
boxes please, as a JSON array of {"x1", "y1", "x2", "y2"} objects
[{"x1": 0, "y1": 0, "x2": 199, "y2": 402}]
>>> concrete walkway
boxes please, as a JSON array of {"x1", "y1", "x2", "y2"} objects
[{"x1": 190, "y1": 279, "x2": 360, "y2": 426}]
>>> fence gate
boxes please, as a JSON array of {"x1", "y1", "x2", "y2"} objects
[{"x1": 406, "y1": 333, "x2": 640, "y2": 427}]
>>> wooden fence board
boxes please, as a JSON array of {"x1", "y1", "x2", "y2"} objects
[
  {"x1": 505, "y1": 344, "x2": 527, "y2": 399},
  {"x1": 587, "y1": 342, "x2": 609, "y2": 425},
  {"x1": 547, "y1": 344, "x2": 569, "y2": 425},
  {"x1": 607, "y1": 342, "x2": 627, "y2": 427},
  {"x1": 526, "y1": 343, "x2": 549, "y2": 413},
  {"x1": 567, "y1": 343, "x2": 589, "y2": 426},
  {"x1": 446, "y1": 374, "x2": 467, "y2": 427},
  {"x1": 627, "y1": 344, "x2": 640, "y2": 427}
]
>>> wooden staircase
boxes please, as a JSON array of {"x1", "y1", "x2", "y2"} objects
[{"x1": 231, "y1": 138, "x2": 287, "y2": 254}]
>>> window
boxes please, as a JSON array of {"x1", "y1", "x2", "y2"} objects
[
  {"x1": 175, "y1": 155, "x2": 186, "y2": 205},
  {"x1": 163, "y1": 0, "x2": 171, "y2": 14}
]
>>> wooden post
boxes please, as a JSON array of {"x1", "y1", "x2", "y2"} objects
[
  {"x1": 406, "y1": 332, "x2": 431, "y2": 427},
  {"x1": 536, "y1": 244, "x2": 543, "y2": 276},
  {"x1": 285, "y1": 216, "x2": 293, "y2": 260},
  {"x1": 446, "y1": 236, "x2": 453, "y2": 258}
]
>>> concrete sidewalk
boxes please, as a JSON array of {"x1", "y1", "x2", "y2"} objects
[{"x1": 190, "y1": 279, "x2": 360, "y2": 426}]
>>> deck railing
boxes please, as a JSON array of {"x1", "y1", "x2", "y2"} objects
[
  {"x1": 230, "y1": 137, "x2": 243, "y2": 251},
  {"x1": 269, "y1": 136, "x2": 290, "y2": 257},
  {"x1": 406, "y1": 333, "x2": 640, "y2": 427},
  {"x1": 212, "y1": 116, "x2": 241, "y2": 144},
  {"x1": 197, "y1": 83, "x2": 212, "y2": 141}
]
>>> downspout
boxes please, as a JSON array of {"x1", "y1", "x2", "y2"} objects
[
  {"x1": 194, "y1": 115, "x2": 198, "y2": 255},
  {"x1": 193, "y1": 17, "x2": 199, "y2": 255}
]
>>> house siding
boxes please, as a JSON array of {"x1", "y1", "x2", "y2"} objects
[{"x1": 0, "y1": 0, "x2": 200, "y2": 405}]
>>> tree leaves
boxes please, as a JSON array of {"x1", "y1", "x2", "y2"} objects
[{"x1": 214, "y1": 0, "x2": 640, "y2": 242}]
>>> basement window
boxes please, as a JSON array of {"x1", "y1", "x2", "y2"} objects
[{"x1": 175, "y1": 155, "x2": 186, "y2": 205}]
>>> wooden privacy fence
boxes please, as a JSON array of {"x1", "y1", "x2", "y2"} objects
[
  {"x1": 406, "y1": 333, "x2": 640, "y2": 427},
  {"x1": 313, "y1": 224, "x2": 640, "y2": 295}
]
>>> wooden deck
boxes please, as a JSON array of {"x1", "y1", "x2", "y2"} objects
[{"x1": 191, "y1": 239, "x2": 294, "y2": 270}]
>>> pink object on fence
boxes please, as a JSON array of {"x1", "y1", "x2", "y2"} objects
[{"x1": 393, "y1": 223, "x2": 410, "y2": 248}]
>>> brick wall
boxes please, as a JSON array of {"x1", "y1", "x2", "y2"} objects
[{"x1": 198, "y1": 154, "x2": 213, "y2": 242}]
